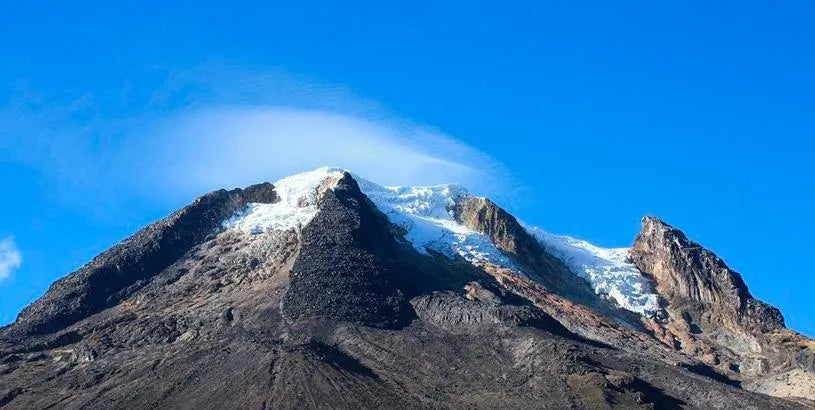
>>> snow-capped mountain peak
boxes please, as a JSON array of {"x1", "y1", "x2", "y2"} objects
[
  {"x1": 8, "y1": 167, "x2": 810, "y2": 407},
  {"x1": 222, "y1": 167, "x2": 662, "y2": 317}
]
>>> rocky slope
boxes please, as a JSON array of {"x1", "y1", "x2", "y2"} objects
[
  {"x1": 0, "y1": 168, "x2": 812, "y2": 409},
  {"x1": 631, "y1": 216, "x2": 815, "y2": 400}
]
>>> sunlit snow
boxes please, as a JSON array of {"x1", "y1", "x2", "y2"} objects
[
  {"x1": 223, "y1": 167, "x2": 345, "y2": 234},
  {"x1": 356, "y1": 178, "x2": 517, "y2": 268},
  {"x1": 223, "y1": 167, "x2": 662, "y2": 318},
  {"x1": 223, "y1": 167, "x2": 514, "y2": 268},
  {"x1": 526, "y1": 227, "x2": 662, "y2": 317}
]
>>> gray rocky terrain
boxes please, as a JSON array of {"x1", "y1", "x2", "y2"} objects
[{"x1": 1, "y1": 171, "x2": 812, "y2": 409}]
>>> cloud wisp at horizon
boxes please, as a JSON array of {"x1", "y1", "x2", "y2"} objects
[{"x1": 0, "y1": 237, "x2": 22, "y2": 283}]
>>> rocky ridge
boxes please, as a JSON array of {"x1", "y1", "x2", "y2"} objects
[
  {"x1": 0, "y1": 168, "x2": 812, "y2": 409},
  {"x1": 631, "y1": 216, "x2": 814, "y2": 398}
]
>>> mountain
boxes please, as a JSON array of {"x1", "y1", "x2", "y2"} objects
[{"x1": 1, "y1": 167, "x2": 813, "y2": 409}]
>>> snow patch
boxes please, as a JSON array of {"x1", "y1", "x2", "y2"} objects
[
  {"x1": 356, "y1": 178, "x2": 517, "y2": 268},
  {"x1": 526, "y1": 227, "x2": 662, "y2": 317},
  {"x1": 223, "y1": 167, "x2": 345, "y2": 234}
]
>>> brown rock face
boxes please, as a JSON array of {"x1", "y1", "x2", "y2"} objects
[
  {"x1": 631, "y1": 216, "x2": 783, "y2": 335},
  {"x1": 453, "y1": 196, "x2": 569, "y2": 280},
  {"x1": 452, "y1": 196, "x2": 646, "y2": 325},
  {"x1": 631, "y1": 216, "x2": 815, "y2": 402}
]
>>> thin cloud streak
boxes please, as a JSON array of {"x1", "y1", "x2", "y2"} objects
[{"x1": 0, "y1": 237, "x2": 22, "y2": 283}]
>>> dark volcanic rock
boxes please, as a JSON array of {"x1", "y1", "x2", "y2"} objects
[
  {"x1": 282, "y1": 173, "x2": 413, "y2": 329},
  {"x1": 3, "y1": 183, "x2": 277, "y2": 337},
  {"x1": 410, "y1": 291, "x2": 570, "y2": 335}
]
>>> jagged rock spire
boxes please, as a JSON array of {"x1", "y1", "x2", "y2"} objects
[{"x1": 631, "y1": 216, "x2": 783, "y2": 334}]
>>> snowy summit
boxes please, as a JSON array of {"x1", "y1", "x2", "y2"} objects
[
  {"x1": 222, "y1": 167, "x2": 345, "y2": 234},
  {"x1": 222, "y1": 167, "x2": 662, "y2": 318}
]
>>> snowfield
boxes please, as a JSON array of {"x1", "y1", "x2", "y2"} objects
[
  {"x1": 222, "y1": 167, "x2": 345, "y2": 234},
  {"x1": 526, "y1": 227, "x2": 662, "y2": 317},
  {"x1": 356, "y1": 177, "x2": 518, "y2": 269},
  {"x1": 223, "y1": 167, "x2": 662, "y2": 317}
]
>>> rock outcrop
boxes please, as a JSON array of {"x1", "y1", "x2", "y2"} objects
[
  {"x1": 632, "y1": 216, "x2": 783, "y2": 335},
  {"x1": 631, "y1": 216, "x2": 815, "y2": 402},
  {"x1": 282, "y1": 173, "x2": 413, "y2": 329},
  {"x1": 453, "y1": 195, "x2": 646, "y2": 326},
  {"x1": 453, "y1": 196, "x2": 569, "y2": 281}
]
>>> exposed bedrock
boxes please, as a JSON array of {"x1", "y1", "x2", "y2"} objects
[
  {"x1": 281, "y1": 173, "x2": 415, "y2": 329},
  {"x1": 452, "y1": 195, "x2": 645, "y2": 326},
  {"x1": 1, "y1": 170, "x2": 814, "y2": 408},
  {"x1": 631, "y1": 216, "x2": 815, "y2": 402},
  {"x1": 631, "y1": 216, "x2": 783, "y2": 336}
]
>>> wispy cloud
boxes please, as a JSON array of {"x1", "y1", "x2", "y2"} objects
[
  {"x1": 0, "y1": 237, "x2": 22, "y2": 283},
  {"x1": 1, "y1": 63, "x2": 520, "y2": 211},
  {"x1": 127, "y1": 106, "x2": 512, "y2": 197}
]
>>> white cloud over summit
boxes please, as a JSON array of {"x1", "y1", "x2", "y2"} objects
[
  {"x1": 1, "y1": 64, "x2": 519, "y2": 210},
  {"x1": 134, "y1": 106, "x2": 511, "y2": 199}
]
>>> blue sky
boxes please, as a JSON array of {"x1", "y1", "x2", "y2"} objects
[{"x1": 1, "y1": 2, "x2": 813, "y2": 335}]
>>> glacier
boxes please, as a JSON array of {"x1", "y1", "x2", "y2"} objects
[
  {"x1": 223, "y1": 167, "x2": 662, "y2": 317},
  {"x1": 526, "y1": 227, "x2": 662, "y2": 317},
  {"x1": 356, "y1": 177, "x2": 518, "y2": 269},
  {"x1": 222, "y1": 167, "x2": 345, "y2": 234}
]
